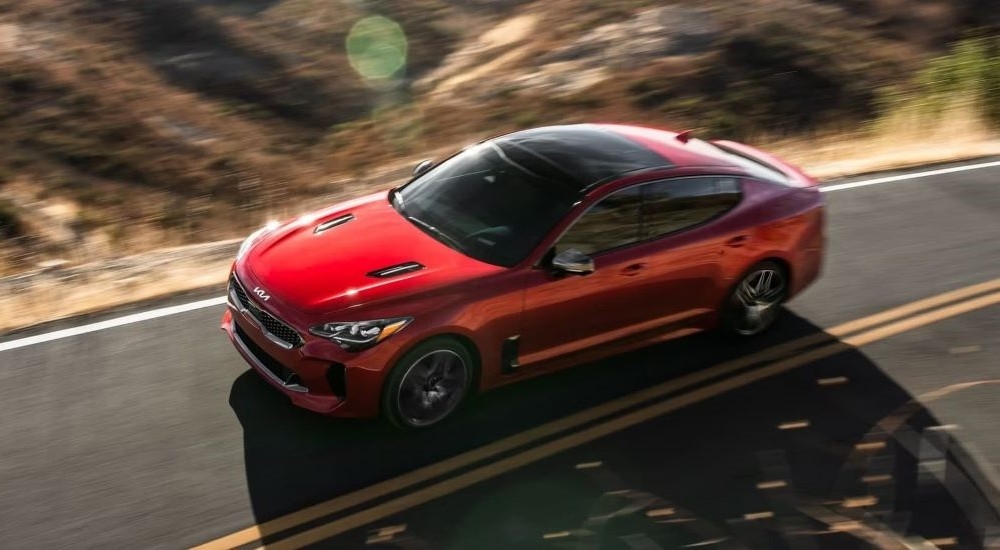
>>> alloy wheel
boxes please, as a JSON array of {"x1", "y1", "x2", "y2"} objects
[
  {"x1": 730, "y1": 266, "x2": 787, "y2": 336},
  {"x1": 396, "y1": 349, "x2": 469, "y2": 427}
]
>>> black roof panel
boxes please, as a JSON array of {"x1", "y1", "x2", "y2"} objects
[{"x1": 493, "y1": 124, "x2": 672, "y2": 190}]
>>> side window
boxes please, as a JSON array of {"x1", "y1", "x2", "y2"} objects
[
  {"x1": 642, "y1": 177, "x2": 741, "y2": 239},
  {"x1": 557, "y1": 186, "x2": 642, "y2": 256}
]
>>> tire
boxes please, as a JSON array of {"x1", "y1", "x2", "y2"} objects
[
  {"x1": 381, "y1": 336, "x2": 476, "y2": 430},
  {"x1": 720, "y1": 260, "x2": 789, "y2": 337}
]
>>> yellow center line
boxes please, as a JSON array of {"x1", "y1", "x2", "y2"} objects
[
  {"x1": 256, "y1": 290, "x2": 1000, "y2": 549},
  {"x1": 190, "y1": 278, "x2": 1000, "y2": 550}
]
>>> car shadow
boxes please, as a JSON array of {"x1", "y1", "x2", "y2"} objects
[{"x1": 229, "y1": 310, "x2": 1000, "y2": 547}]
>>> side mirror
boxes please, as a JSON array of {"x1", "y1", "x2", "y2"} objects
[
  {"x1": 552, "y1": 248, "x2": 594, "y2": 276},
  {"x1": 412, "y1": 159, "x2": 435, "y2": 179}
]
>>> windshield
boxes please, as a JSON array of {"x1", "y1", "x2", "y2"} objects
[{"x1": 394, "y1": 142, "x2": 580, "y2": 267}]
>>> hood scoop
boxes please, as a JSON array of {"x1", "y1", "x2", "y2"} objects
[
  {"x1": 314, "y1": 214, "x2": 355, "y2": 234},
  {"x1": 367, "y1": 261, "x2": 425, "y2": 279}
]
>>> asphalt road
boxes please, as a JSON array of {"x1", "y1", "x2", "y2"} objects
[{"x1": 1, "y1": 159, "x2": 999, "y2": 549}]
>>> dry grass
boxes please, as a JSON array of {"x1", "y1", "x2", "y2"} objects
[
  {"x1": 3, "y1": 240, "x2": 239, "y2": 333},
  {"x1": 773, "y1": 103, "x2": 999, "y2": 178},
  {"x1": 4, "y1": 262, "x2": 232, "y2": 333}
]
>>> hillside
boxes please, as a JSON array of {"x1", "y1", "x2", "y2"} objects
[{"x1": 0, "y1": 0, "x2": 997, "y2": 275}]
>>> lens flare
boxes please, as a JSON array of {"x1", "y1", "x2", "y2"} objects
[{"x1": 346, "y1": 15, "x2": 408, "y2": 81}]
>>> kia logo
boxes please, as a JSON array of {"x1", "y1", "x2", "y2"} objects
[{"x1": 253, "y1": 287, "x2": 271, "y2": 301}]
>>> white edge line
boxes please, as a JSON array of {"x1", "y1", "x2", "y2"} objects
[
  {"x1": 819, "y1": 160, "x2": 1000, "y2": 193},
  {"x1": 1, "y1": 296, "x2": 228, "y2": 352},
  {"x1": 3, "y1": 158, "x2": 1000, "y2": 352}
]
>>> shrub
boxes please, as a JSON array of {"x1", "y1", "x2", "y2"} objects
[
  {"x1": 71, "y1": 207, "x2": 108, "y2": 233},
  {"x1": 901, "y1": 35, "x2": 1000, "y2": 126},
  {"x1": 0, "y1": 198, "x2": 23, "y2": 239}
]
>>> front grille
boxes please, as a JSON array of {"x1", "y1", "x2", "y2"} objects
[
  {"x1": 229, "y1": 274, "x2": 303, "y2": 348},
  {"x1": 235, "y1": 322, "x2": 303, "y2": 388}
]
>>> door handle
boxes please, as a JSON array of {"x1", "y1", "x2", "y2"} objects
[
  {"x1": 725, "y1": 235, "x2": 749, "y2": 248},
  {"x1": 621, "y1": 263, "x2": 647, "y2": 276}
]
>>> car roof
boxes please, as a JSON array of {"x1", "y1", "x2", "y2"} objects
[
  {"x1": 597, "y1": 123, "x2": 751, "y2": 168},
  {"x1": 491, "y1": 124, "x2": 674, "y2": 192},
  {"x1": 490, "y1": 123, "x2": 752, "y2": 192}
]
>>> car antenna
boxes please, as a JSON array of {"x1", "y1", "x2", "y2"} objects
[{"x1": 676, "y1": 129, "x2": 693, "y2": 143}]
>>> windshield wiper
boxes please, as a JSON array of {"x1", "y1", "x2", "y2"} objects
[{"x1": 405, "y1": 215, "x2": 465, "y2": 252}]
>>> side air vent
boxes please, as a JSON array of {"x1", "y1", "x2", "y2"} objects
[
  {"x1": 314, "y1": 214, "x2": 354, "y2": 234},
  {"x1": 366, "y1": 261, "x2": 425, "y2": 278}
]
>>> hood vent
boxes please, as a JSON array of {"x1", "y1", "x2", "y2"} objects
[
  {"x1": 367, "y1": 261, "x2": 425, "y2": 278},
  {"x1": 314, "y1": 214, "x2": 354, "y2": 234}
]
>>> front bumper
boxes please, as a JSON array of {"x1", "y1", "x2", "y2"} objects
[{"x1": 221, "y1": 308, "x2": 386, "y2": 418}]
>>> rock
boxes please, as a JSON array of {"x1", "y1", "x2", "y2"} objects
[
  {"x1": 422, "y1": 5, "x2": 718, "y2": 102},
  {"x1": 37, "y1": 259, "x2": 69, "y2": 272},
  {"x1": 540, "y1": 6, "x2": 718, "y2": 69}
]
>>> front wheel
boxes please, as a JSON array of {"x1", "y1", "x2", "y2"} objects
[
  {"x1": 721, "y1": 261, "x2": 789, "y2": 336},
  {"x1": 381, "y1": 336, "x2": 474, "y2": 430}
]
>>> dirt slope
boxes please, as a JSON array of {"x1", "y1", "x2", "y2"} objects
[{"x1": 0, "y1": 0, "x2": 995, "y2": 275}]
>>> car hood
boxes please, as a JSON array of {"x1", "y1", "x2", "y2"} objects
[{"x1": 241, "y1": 191, "x2": 498, "y2": 315}]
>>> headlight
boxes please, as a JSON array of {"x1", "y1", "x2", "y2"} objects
[
  {"x1": 236, "y1": 220, "x2": 280, "y2": 261},
  {"x1": 309, "y1": 317, "x2": 412, "y2": 351}
]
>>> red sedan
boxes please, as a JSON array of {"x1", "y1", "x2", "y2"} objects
[{"x1": 221, "y1": 124, "x2": 825, "y2": 429}]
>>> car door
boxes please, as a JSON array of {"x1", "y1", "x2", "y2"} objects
[
  {"x1": 630, "y1": 175, "x2": 745, "y2": 327},
  {"x1": 518, "y1": 184, "x2": 650, "y2": 367},
  {"x1": 518, "y1": 175, "x2": 744, "y2": 367}
]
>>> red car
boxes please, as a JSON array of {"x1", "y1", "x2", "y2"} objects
[{"x1": 221, "y1": 124, "x2": 825, "y2": 429}]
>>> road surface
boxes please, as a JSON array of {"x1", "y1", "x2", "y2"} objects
[{"x1": 1, "y1": 158, "x2": 999, "y2": 549}]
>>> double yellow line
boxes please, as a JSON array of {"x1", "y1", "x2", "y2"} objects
[{"x1": 194, "y1": 278, "x2": 1000, "y2": 550}]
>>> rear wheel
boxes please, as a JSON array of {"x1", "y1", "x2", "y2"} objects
[
  {"x1": 721, "y1": 261, "x2": 788, "y2": 336},
  {"x1": 382, "y1": 336, "x2": 474, "y2": 430}
]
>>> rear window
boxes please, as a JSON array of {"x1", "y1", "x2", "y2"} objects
[{"x1": 693, "y1": 140, "x2": 792, "y2": 185}]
